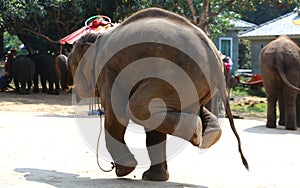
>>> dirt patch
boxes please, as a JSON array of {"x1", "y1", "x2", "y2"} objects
[
  {"x1": 0, "y1": 90, "x2": 75, "y2": 116},
  {"x1": 230, "y1": 96, "x2": 267, "y2": 122},
  {"x1": 0, "y1": 89, "x2": 267, "y2": 122}
]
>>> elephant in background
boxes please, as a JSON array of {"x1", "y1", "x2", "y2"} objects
[
  {"x1": 69, "y1": 8, "x2": 248, "y2": 181},
  {"x1": 9, "y1": 56, "x2": 35, "y2": 94},
  {"x1": 55, "y1": 54, "x2": 73, "y2": 93},
  {"x1": 260, "y1": 35, "x2": 300, "y2": 130},
  {"x1": 28, "y1": 54, "x2": 60, "y2": 95}
]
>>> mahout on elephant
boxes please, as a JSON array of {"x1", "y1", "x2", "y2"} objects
[
  {"x1": 69, "y1": 8, "x2": 248, "y2": 181},
  {"x1": 55, "y1": 54, "x2": 73, "y2": 93},
  {"x1": 260, "y1": 35, "x2": 300, "y2": 130},
  {"x1": 8, "y1": 56, "x2": 35, "y2": 94},
  {"x1": 28, "y1": 54, "x2": 60, "y2": 95}
]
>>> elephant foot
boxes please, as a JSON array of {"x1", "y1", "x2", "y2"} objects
[
  {"x1": 142, "y1": 164, "x2": 169, "y2": 181},
  {"x1": 42, "y1": 88, "x2": 48, "y2": 93},
  {"x1": 266, "y1": 122, "x2": 276, "y2": 129},
  {"x1": 115, "y1": 154, "x2": 137, "y2": 177},
  {"x1": 285, "y1": 125, "x2": 297, "y2": 130},
  {"x1": 201, "y1": 128, "x2": 222, "y2": 149},
  {"x1": 278, "y1": 120, "x2": 285, "y2": 126},
  {"x1": 48, "y1": 90, "x2": 55, "y2": 95},
  {"x1": 199, "y1": 108, "x2": 221, "y2": 149},
  {"x1": 189, "y1": 123, "x2": 202, "y2": 147},
  {"x1": 14, "y1": 88, "x2": 20, "y2": 94},
  {"x1": 19, "y1": 90, "x2": 30, "y2": 95}
]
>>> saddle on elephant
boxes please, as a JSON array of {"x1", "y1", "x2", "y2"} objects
[{"x1": 59, "y1": 15, "x2": 117, "y2": 45}]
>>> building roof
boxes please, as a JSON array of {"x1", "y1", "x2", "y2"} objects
[
  {"x1": 228, "y1": 19, "x2": 256, "y2": 31},
  {"x1": 239, "y1": 11, "x2": 300, "y2": 40}
]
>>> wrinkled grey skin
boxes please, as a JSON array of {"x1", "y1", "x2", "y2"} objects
[
  {"x1": 260, "y1": 35, "x2": 300, "y2": 130},
  {"x1": 55, "y1": 54, "x2": 73, "y2": 93},
  {"x1": 9, "y1": 56, "x2": 35, "y2": 94},
  {"x1": 28, "y1": 54, "x2": 60, "y2": 95},
  {"x1": 69, "y1": 8, "x2": 248, "y2": 181}
]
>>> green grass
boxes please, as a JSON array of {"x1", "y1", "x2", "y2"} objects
[
  {"x1": 229, "y1": 84, "x2": 267, "y2": 119},
  {"x1": 231, "y1": 84, "x2": 266, "y2": 98},
  {"x1": 231, "y1": 102, "x2": 267, "y2": 113}
]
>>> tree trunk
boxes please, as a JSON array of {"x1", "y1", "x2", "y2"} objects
[
  {"x1": 199, "y1": 0, "x2": 210, "y2": 35},
  {"x1": 0, "y1": 30, "x2": 4, "y2": 60}
]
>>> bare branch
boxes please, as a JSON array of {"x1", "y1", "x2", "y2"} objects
[
  {"x1": 198, "y1": 0, "x2": 211, "y2": 32},
  {"x1": 186, "y1": 0, "x2": 198, "y2": 25},
  {"x1": 22, "y1": 28, "x2": 59, "y2": 44}
]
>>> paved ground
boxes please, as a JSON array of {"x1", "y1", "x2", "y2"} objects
[{"x1": 1, "y1": 111, "x2": 300, "y2": 188}]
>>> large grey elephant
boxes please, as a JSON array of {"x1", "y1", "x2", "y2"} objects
[
  {"x1": 69, "y1": 8, "x2": 248, "y2": 181},
  {"x1": 28, "y1": 54, "x2": 60, "y2": 95},
  {"x1": 9, "y1": 56, "x2": 35, "y2": 94},
  {"x1": 260, "y1": 35, "x2": 300, "y2": 130}
]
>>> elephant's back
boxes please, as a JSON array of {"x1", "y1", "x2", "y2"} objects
[
  {"x1": 94, "y1": 10, "x2": 223, "y2": 107},
  {"x1": 97, "y1": 9, "x2": 222, "y2": 87},
  {"x1": 29, "y1": 54, "x2": 58, "y2": 80},
  {"x1": 11, "y1": 56, "x2": 35, "y2": 79},
  {"x1": 261, "y1": 36, "x2": 300, "y2": 56}
]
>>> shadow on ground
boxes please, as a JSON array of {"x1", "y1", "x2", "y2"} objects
[
  {"x1": 244, "y1": 125, "x2": 300, "y2": 135},
  {"x1": 15, "y1": 168, "x2": 206, "y2": 188}
]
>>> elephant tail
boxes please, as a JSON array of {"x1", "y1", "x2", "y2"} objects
[
  {"x1": 276, "y1": 52, "x2": 300, "y2": 94},
  {"x1": 220, "y1": 86, "x2": 249, "y2": 170}
]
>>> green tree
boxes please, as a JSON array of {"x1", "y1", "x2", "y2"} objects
[
  {"x1": 0, "y1": 0, "x2": 121, "y2": 54},
  {"x1": 0, "y1": 0, "x2": 298, "y2": 56},
  {"x1": 239, "y1": 0, "x2": 297, "y2": 25}
]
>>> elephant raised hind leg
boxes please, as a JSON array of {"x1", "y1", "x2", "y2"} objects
[{"x1": 126, "y1": 78, "x2": 203, "y2": 148}]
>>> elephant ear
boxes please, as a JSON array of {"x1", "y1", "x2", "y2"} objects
[{"x1": 74, "y1": 43, "x2": 97, "y2": 102}]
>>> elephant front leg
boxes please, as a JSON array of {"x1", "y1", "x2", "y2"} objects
[
  {"x1": 104, "y1": 105, "x2": 137, "y2": 177},
  {"x1": 142, "y1": 129, "x2": 169, "y2": 181}
]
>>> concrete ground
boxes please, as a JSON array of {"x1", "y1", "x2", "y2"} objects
[{"x1": 1, "y1": 111, "x2": 300, "y2": 188}]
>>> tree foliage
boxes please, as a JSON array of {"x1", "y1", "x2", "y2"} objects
[{"x1": 0, "y1": 0, "x2": 298, "y2": 56}]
